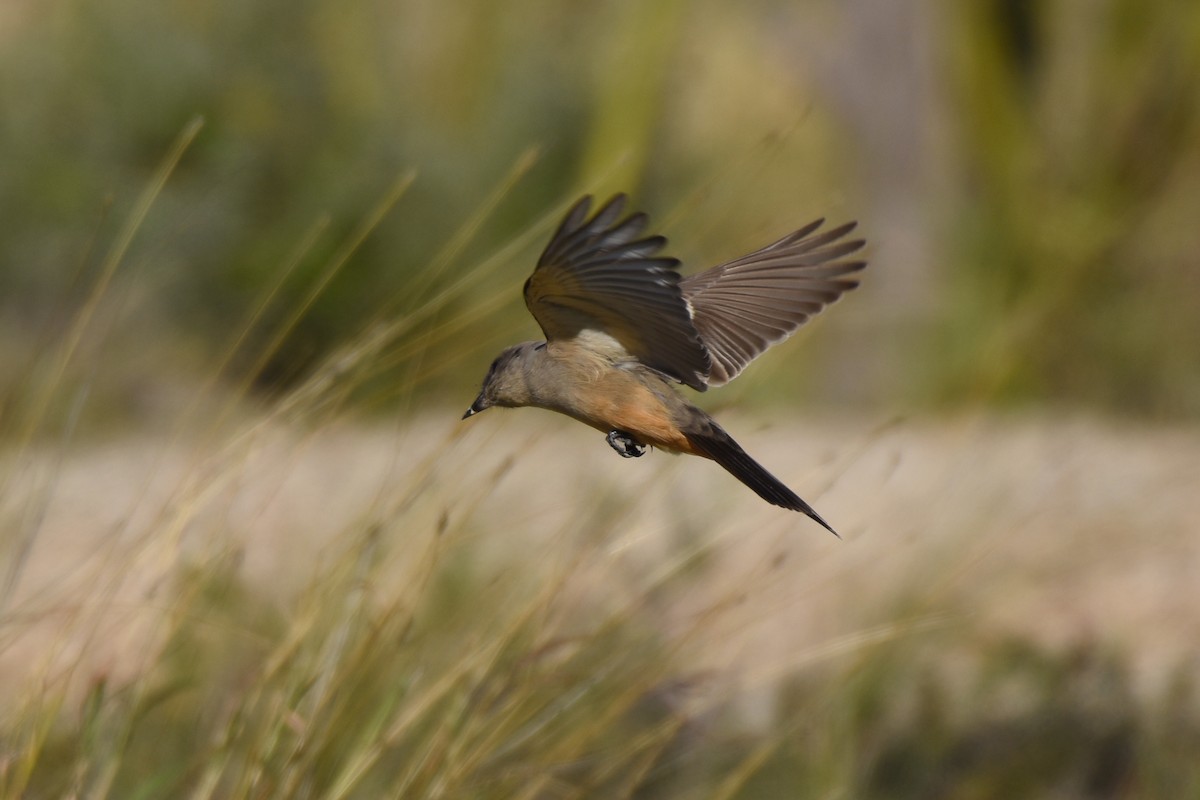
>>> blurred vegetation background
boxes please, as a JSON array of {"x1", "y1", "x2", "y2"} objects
[
  {"x1": 3, "y1": 0, "x2": 1198, "y2": 427},
  {"x1": 2, "y1": 2, "x2": 1200, "y2": 796}
]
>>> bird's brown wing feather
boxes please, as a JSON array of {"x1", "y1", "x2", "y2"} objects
[
  {"x1": 525, "y1": 194, "x2": 711, "y2": 390},
  {"x1": 680, "y1": 219, "x2": 866, "y2": 386}
]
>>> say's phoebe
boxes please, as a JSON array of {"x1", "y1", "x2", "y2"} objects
[{"x1": 463, "y1": 194, "x2": 865, "y2": 534}]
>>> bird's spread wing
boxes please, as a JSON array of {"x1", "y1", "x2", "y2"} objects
[
  {"x1": 524, "y1": 194, "x2": 711, "y2": 390},
  {"x1": 681, "y1": 219, "x2": 866, "y2": 386}
]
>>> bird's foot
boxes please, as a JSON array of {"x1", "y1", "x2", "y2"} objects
[{"x1": 606, "y1": 430, "x2": 647, "y2": 458}]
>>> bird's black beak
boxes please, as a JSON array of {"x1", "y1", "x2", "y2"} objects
[{"x1": 462, "y1": 393, "x2": 490, "y2": 420}]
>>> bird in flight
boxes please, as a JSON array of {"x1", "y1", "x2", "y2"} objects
[{"x1": 463, "y1": 194, "x2": 865, "y2": 534}]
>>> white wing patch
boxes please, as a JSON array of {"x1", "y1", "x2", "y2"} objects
[
  {"x1": 574, "y1": 327, "x2": 632, "y2": 359},
  {"x1": 683, "y1": 296, "x2": 696, "y2": 321}
]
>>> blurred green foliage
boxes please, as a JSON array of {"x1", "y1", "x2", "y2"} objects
[
  {"x1": 937, "y1": 0, "x2": 1200, "y2": 417},
  {"x1": 1, "y1": 0, "x2": 1198, "y2": 417},
  {"x1": 15, "y1": 545, "x2": 1200, "y2": 798},
  {"x1": 3, "y1": 2, "x2": 1198, "y2": 793}
]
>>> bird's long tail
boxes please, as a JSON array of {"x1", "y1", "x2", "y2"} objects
[{"x1": 684, "y1": 424, "x2": 838, "y2": 536}]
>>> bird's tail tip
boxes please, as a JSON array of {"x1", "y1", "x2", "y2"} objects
[{"x1": 684, "y1": 426, "x2": 839, "y2": 537}]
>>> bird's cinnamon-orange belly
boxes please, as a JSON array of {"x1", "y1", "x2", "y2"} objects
[{"x1": 566, "y1": 379, "x2": 696, "y2": 454}]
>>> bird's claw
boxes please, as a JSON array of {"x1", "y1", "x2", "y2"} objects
[{"x1": 606, "y1": 430, "x2": 647, "y2": 458}]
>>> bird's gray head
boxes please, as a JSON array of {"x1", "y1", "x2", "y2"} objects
[{"x1": 462, "y1": 341, "x2": 544, "y2": 419}]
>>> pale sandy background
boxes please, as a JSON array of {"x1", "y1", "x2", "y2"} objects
[{"x1": 6, "y1": 411, "x2": 1195, "y2": 709}]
